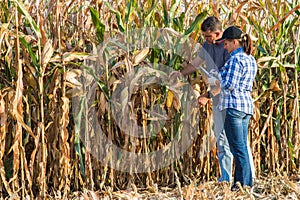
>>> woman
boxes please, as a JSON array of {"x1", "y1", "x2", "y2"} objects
[{"x1": 217, "y1": 26, "x2": 257, "y2": 189}]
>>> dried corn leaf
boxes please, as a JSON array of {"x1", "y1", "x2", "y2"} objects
[
  {"x1": 120, "y1": 86, "x2": 129, "y2": 114},
  {"x1": 62, "y1": 52, "x2": 96, "y2": 62},
  {"x1": 269, "y1": 5, "x2": 300, "y2": 32},
  {"x1": 172, "y1": 94, "x2": 181, "y2": 111},
  {"x1": 227, "y1": 1, "x2": 248, "y2": 25},
  {"x1": 132, "y1": 48, "x2": 149, "y2": 66},
  {"x1": 270, "y1": 79, "x2": 281, "y2": 92},
  {"x1": 41, "y1": 39, "x2": 54, "y2": 68},
  {"x1": 0, "y1": 96, "x2": 6, "y2": 126},
  {"x1": 0, "y1": 23, "x2": 9, "y2": 46},
  {"x1": 65, "y1": 69, "x2": 82, "y2": 88}
]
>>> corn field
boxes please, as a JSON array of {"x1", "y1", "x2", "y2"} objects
[{"x1": 0, "y1": 0, "x2": 300, "y2": 199}]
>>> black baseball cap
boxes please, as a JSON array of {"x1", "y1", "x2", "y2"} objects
[{"x1": 217, "y1": 26, "x2": 242, "y2": 41}]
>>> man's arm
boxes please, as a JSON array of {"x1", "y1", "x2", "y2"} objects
[
  {"x1": 181, "y1": 56, "x2": 204, "y2": 76},
  {"x1": 180, "y1": 56, "x2": 214, "y2": 106}
]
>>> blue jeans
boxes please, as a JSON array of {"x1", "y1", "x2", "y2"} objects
[
  {"x1": 212, "y1": 106, "x2": 233, "y2": 182},
  {"x1": 224, "y1": 108, "x2": 253, "y2": 187}
]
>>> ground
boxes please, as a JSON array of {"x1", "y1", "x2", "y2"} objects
[{"x1": 67, "y1": 174, "x2": 300, "y2": 200}]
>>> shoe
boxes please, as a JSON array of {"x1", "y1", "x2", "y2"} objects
[{"x1": 231, "y1": 184, "x2": 240, "y2": 192}]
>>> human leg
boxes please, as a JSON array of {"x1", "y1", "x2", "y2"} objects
[
  {"x1": 242, "y1": 114, "x2": 255, "y2": 181},
  {"x1": 224, "y1": 108, "x2": 252, "y2": 187},
  {"x1": 247, "y1": 141, "x2": 255, "y2": 180},
  {"x1": 212, "y1": 106, "x2": 233, "y2": 182}
]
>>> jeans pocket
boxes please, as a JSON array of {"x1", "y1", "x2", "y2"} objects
[{"x1": 226, "y1": 108, "x2": 246, "y2": 119}]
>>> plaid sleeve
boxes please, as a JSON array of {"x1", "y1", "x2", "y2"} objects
[{"x1": 220, "y1": 57, "x2": 242, "y2": 92}]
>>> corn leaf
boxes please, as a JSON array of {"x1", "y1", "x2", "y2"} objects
[
  {"x1": 269, "y1": 4, "x2": 300, "y2": 32},
  {"x1": 162, "y1": 1, "x2": 169, "y2": 27},
  {"x1": 0, "y1": 1, "x2": 9, "y2": 22},
  {"x1": 184, "y1": 11, "x2": 207, "y2": 36},
  {"x1": 173, "y1": 13, "x2": 185, "y2": 32},
  {"x1": 74, "y1": 95, "x2": 86, "y2": 177},
  {"x1": 104, "y1": 2, "x2": 125, "y2": 32},
  {"x1": 11, "y1": 0, "x2": 41, "y2": 38},
  {"x1": 169, "y1": 0, "x2": 180, "y2": 21},
  {"x1": 90, "y1": 7, "x2": 105, "y2": 43},
  {"x1": 19, "y1": 36, "x2": 39, "y2": 70},
  {"x1": 62, "y1": 52, "x2": 94, "y2": 62},
  {"x1": 296, "y1": 49, "x2": 300, "y2": 72},
  {"x1": 79, "y1": 63, "x2": 110, "y2": 101},
  {"x1": 144, "y1": 1, "x2": 158, "y2": 26},
  {"x1": 124, "y1": 0, "x2": 133, "y2": 25}
]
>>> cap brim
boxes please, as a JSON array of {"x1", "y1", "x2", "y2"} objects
[
  {"x1": 214, "y1": 38, "x2": 225, "y2": 45},
  {"x1": 215, "y1": 38, "x2": 225, "y2": 42}
]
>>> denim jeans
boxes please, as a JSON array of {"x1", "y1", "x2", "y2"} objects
[
  {"x1": 224, "y1": 108, "x2": 253, "y2": 187},
  {"x1": 248, "y1": 141, "x2": 255, "y2": 180},
  {"x1": 212, "y1": 106, "x2": 233, "y2": 182}
]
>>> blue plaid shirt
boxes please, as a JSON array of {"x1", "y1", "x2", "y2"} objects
[{"x1": 218, "y1": 47, "x2": 257, "y2": 115}]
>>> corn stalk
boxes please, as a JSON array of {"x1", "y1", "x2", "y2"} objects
[{"x1": 0, "y1": 0, "x2": 299, "y2": 198}]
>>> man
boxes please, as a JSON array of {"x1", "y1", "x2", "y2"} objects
[{"x1": 181, "y1": 16, "x2": 255, "y2": 182}]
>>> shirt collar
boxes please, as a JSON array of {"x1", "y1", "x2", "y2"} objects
[
  {"x1": 204, "y1": 41, "x2": 224, "y2": 47},
  {"x1": 230, "y1": 47, "x2": 244, "y2": 56}
]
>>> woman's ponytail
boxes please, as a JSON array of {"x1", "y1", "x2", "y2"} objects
[{"x1": 240, "y1": 34, "x2": 253, "y2": 55}]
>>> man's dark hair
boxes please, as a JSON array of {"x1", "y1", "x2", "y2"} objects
[{"x1": 201, "y1": 16, "x2": 222, "y2": 32}]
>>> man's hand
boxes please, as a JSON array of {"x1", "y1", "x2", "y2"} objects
[
  {"x1": 208, "y1": 77, "x2": 219, "y2": 86},
  {"x1": 209, "y1": 69, "x2": 219, "y2": 78},
  {"x1": 198, "y1": 92, "x2": 210, "y2": 107}
]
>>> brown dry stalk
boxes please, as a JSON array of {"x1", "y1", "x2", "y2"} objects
[
  {"x1": 0, "y1": 0, "x2": 300, "y2": 198},
  {"x1": 11, "y1": 8, "x2": 22, "y2": 196},
  {"x1": 0, "y1": 92, "x2": 12, "y2": 195},
  {"x1": 59, "y1": 96, "x2": 71, "y2": 197}
]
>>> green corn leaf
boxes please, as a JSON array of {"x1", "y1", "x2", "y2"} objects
[
  {"x1": 0, "y1": 1, "x2": 9, "y2": 22},
  {"x1": 288, "y1": 125, "x2": 296, "y2": 166},
  {"x1": 257, "y1": 46, "x2": 268, "y2": 55},
  {"x1": 162, "y1": 1, "x2": 169, "y2": 27},
  {"x1": 288, "y1": 17, "x2": 298, "y2": 36},
  {"x1": 124, "y1": 0, "x2": 133, "y2": 25},
  {"x1": 19, "y1": 36, "x2": 40, "y2": 72},
  {"x1": 104, "y1": 2, "x2": 125, "y2": 32},
  {"x1": 278, "y1": 62, "x2": 286, "y2": 73},
  {"x1": 184, "y1": 11, "x2": 207, "y2": 36},
  {"x1": 11, "y1": 0, "x2": 41, "y2": 38},
  {"x1": 169, "y1": 0, "x2": 180, "y2": 21},
  {"x1": 173, "y1": 12, "x2": 185, "y2": 32},
  {"x1": 80, "y1": 64, "x2": 110, "y2": 101},
  {"x1": 150, "y1": 48, "x2": 160, "y2": 68},
  {"x1": 74, "y1": 95, "x2": 86, "y2": 177},
  {"x1": 110, "y1": 39, "x2": 128, "y2": 52},
  {"x1": 144, "y1": 1, "x2": 158, "y2": 26},
  {"x1": 66, "y1": 60, "x2": 110, "y2": 101},
  {"x1": 169, "y1": 54, "x2": 178, "y2": 68},
  {"x1": 90, "y1": 7, "x2": 105, "y2": 43},
  {"x1": 296, "y1": 45, "x2": 300, "y2": 72}
]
